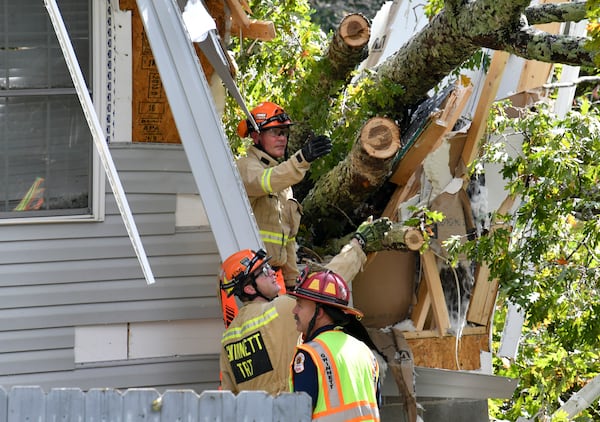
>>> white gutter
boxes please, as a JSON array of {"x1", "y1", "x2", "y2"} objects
[{"x1": 135, "y1": 0, "x2": 262, "y2": 260}]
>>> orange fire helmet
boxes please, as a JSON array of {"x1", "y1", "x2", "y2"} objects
[
  {"x1": 237, "y1": 101, "x2": 293, "y2": 138},
  {"x1": 219, "y1": 249, "x2": 271, "y2": 297},
  {"x1": 288, "y1": 269, "x2": 363, "y2": 317}
]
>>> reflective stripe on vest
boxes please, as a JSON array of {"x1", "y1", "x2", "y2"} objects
[
  {"x1": 221, "y1": 306, "x2": 279, "y2": 344},
  {"x1": 260, "y1": 167, "x2": 274, "y2": 193},
  {"x1": 259, "y1": 229, "x2": 294, "y2": 246},
  {"x1": 294, "y1": 332, "x2": 380, "y2": 422}
]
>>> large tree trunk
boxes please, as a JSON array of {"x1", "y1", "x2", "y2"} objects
[
  {"x1": 369, "y1": 0, "x2": 593, "y2": 114},
  {"x1": 301, "y1": 117, "x2": 400, "y2": 241},
  {"x1": 302, "y1": 0, "x2": 595, "y2": 243}
]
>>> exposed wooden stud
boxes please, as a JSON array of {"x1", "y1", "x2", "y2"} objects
[
  {"x1": 224, "y1": 0, "x2": 250, "y2": 28},
  {"x1": 467, "y1": 194, "x2": 516, "y2": 325},
  {"x1": 401, "y1": 326, "x2": 487, "y2": 340},
  {"x1": 460, "y1": 50, "x2": 509, "y2": 173},
  {"x1": 421, "y1": 250, "x2": 451, "y2": 336},
  {"x1": 411, "y1": 281, "x2": 431, "y2": 330}
]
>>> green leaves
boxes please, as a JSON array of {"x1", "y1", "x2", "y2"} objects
[{"x1": 479, "y1": 101, "x2": 600, "y2": 420}]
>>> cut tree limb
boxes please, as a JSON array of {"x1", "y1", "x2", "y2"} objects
[
  {"x1": 326, "y1": 14, "x2": 371, "y2": 80},
  {"x1": 287, "y1": 14, "x2": 371, "y2": 153},
  {"x1": 301, "y1": 117, "x2": 400, "y2": 234}
]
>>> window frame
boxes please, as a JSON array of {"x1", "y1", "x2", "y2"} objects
[{"x1": 0, "y1": 0, "x2": 107, "y2": 225}]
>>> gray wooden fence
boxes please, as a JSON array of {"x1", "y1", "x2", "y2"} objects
[{"x1": 0, "y1": 386, "x2": 312, "y2": 421}]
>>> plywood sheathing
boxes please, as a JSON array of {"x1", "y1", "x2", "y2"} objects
[
  {"x1": 120, "y1": 0, "x2": 180, "y2": 143},
  {"x1": 406, "y1": 331, "x2": 489, "y2": 370},
  {"x1": 119, "y1": 0, "x2": 274, "y2": 143}
]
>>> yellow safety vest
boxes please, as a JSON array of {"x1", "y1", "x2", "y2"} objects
[{"x1": 291, "y1": 330, "x2": 380, "y2": 422}]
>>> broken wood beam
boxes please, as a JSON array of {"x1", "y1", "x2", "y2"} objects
[
  {"x1": 419, "y1": 250, "x2": 451, "y2": 336},
  {"x1": 459, "y1": 50, "x2": 509, "y2": 174},
  {"x1": 231, "y1": 19, "x2": 276, "y2": 41},
  {"x1": 390, "y1": 80, "x2": 472, "y2": 187},
  {"x1": 466, "y1": 194, "x2": 516, "y2": 326}
]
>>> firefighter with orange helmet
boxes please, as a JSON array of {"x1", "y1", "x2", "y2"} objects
[
  {"x1": 236, "y1": 101, "x2": 332, "y2": 290},
  {"x1": 289, "y1": 270, "x2": 382, "y2": 421},
  {"x1": 218, "y1": 217, "x2": 391, "y2": 395}
]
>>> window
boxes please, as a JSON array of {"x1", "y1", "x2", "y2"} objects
[{"x1": 0, "y1": 0, "x2": 94, "y2": 219}]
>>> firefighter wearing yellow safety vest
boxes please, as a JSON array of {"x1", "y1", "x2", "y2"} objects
[
  {"x1": 236, "y1": 101, "x2": 332, "y2": 290},
  {"x1": 289, "y1": 270, "x2": 381, "y2": 422}
]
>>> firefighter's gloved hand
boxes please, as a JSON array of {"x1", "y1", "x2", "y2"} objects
[
  {"x1": 353, "y1": 216, "x2": 393, "y2": 252},
  {"x1": 301, "y1": 134, "x2": 332, "y2": 162}
]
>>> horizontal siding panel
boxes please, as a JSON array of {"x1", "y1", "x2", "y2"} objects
[
  {"x1": 0, "y1": 349, "x2": 75, "y2": 375},
  {"x1": 105, "y1": 193, "x2": 177, "y2": 215},
  {"x1": 113, "y1": 172, "x2": 200, "y2": 195},
  {"x1": 0, "y1": 254, "x2": 220, "y2": 286},
  {"x1": 0, "y1": 298, "x2": 220, "y2": 330},
  {"x1": 1, "y1": 277, "x2": 217, "y2": 309},
  {"x1": 0, "y1": 231, "x2": 217, "y2": 265},
  {"x1": 0, "y1": 213, "x2": 175, "y2": 242},
  {"x1": 0, "y1": 356, "x2": 220, "y2": 392},
  {"x1": 111, "y1": 144, "x2": 191, "y2": 173},
  {"x1": 0, "y1": 328, "x2": 73, "y2": 353}
]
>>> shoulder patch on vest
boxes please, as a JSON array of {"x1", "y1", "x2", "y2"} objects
[{"x1": 293, "y1": 352, "x2": 306, "y2": 373}]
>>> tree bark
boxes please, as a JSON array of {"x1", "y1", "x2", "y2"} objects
[
  {"x1": 303, "y1": 0, "x2": 597, "y2": 245},
  {"x1": 301, "y1": 117, "x2": 400, "y2": 239},
  {"x1": 326, "y1": 13, "x2": 371, "y2": 80},
  {"x1": 288, "y1": 13, "x2": 371, "y2": 153},
  {"x1": 366, "y1": 0, "x2": 596, "y2": 114}
]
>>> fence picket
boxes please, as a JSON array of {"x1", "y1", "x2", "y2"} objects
[
  {"x1": 85, "y1": 388, "x2": 123, "y2": 422},
  {"x1": 198, "y1": 390, "x2": 236, "y2": 421},
  {"x1": 46, "y1": 388, "x2": 85, "y2": 422},
  {"x1": 236, "y1": 391, "x2": 272, "y2": 421},
  {"x1": 273, "y1": 392, "x2": 312, "y2": 422},
  {"x1": 122, "y1": 389, "x2": 161, "y2": 422},
  {"x1": 8, "y1": 386, "x2": 45, "y2": 422},
  {"x1": 0, "y1": 387, "x2": 6, "y2": 422},
  {"x1": 0, "y1": 387, "x2": 311, "y2": 421},
  {"x1": 160, "y1": 390, "x2": 199, "y2": 421}
]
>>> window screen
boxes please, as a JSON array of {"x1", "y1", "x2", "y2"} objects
[{"x1": 0, "y1": 0, "x2": 92, "y2": 218}]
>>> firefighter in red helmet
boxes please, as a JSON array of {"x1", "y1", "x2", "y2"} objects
[
  {"x1": 236, "y1": 101, "x2": 332, "y2": 291},
  {"x1": 218, "y1": 217, "x2": 392, "y2": 396},
  {"x1": 289, "y1": 270, "x2": 382, "y2": 421}
]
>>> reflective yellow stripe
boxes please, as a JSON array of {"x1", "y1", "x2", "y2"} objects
[
  {"x1": 221, "y1": 307, "x2": 279, "y2": 344},
  {"x1": 260, "y1": 230, "x2": 294, "y2": 246},
  {"x1": 260, "y1": 167, "x2": 274, "y2": 193}
]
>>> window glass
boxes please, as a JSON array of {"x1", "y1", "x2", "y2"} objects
[{"x1": 0, "y1": 0, "x2": 92, "y2": 218}]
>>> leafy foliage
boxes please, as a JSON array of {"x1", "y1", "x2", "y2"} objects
[
  {"x1": 587, "y1": 0, "x2": 600, "y2": 66},
  {"x1": 467, "y1": 100, "x2": 600, "y2": 420},
  {"x1": 222, "y1": 0, "x2": 328, "y2": 156}
]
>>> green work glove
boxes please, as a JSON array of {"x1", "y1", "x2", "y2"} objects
[{"x1": 353, "y1": 216, "x2": 393, "y2": 252}]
